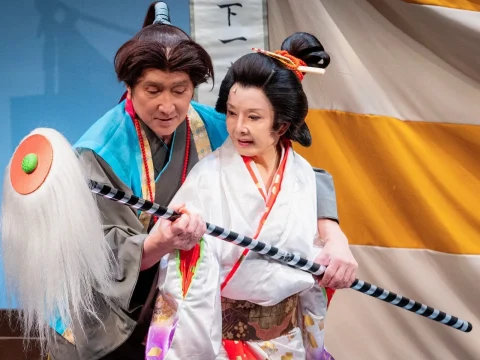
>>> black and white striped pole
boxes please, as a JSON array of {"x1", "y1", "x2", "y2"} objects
[{"x1": 89, "y1": 180, "x2": 473, "y2": 333}]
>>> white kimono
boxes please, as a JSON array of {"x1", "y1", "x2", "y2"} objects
[{"x1": 148, "y1": 138, "x2": 330, "y2": 360}]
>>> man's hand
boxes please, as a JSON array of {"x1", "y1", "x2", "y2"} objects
[
  {"x1": 141, "y1": 204, "x2": 206, "y2": 270},
  {"x1": 315, "y1": 219, "x2": 358, "y2": 289}
]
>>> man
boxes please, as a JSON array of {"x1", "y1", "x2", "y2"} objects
[{"x1": 50, "y1": 3, "x2": 357, "y2": 359}]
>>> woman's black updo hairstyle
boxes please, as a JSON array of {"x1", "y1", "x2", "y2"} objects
[{"x1": 215, "y1": 32, "x2": 330, "y2": 147}]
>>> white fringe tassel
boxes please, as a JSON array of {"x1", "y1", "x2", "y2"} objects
[{"x1": 1, "y1": 128, "x2": 113, "y2": 350}]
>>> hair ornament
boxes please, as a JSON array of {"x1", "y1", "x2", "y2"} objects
[{"x1": 252, "y1": 47, "x2": 325, "y2": 81}]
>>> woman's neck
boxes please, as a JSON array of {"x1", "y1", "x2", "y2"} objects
[{"x1": 252, "y1": 142, "x2": 282, "y2": 190}]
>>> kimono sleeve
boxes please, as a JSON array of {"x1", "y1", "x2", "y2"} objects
[
  {"x1": 313, "y1": 167, "x2": 339, "y2": 222},
  {"x1": 161, "y1": 163, "x2": 224, "y2": 358},
  {"x1": 298, "y1": 245, "x2": 330, "y2": 359},
  {"x1": 78, "y1": 149, "x2": 152, "y2": 313}
]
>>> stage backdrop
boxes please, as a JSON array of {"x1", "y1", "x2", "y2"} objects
[
  {"x1": 267, "y1": 0, "x2": 480, "y2": 359},
  {"x1": 0, "y1": 0, "x2": 190, "y2": 308},
  {"x1": 190, "y1": 0, "x2": 268, "y2": 106}
]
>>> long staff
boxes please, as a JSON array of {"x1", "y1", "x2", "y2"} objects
[{"x1": 89, "y1": 180, "x2": 473, "y2": 333}]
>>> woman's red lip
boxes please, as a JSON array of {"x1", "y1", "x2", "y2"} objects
[{"x1": 237, "y1": 140, "x2": 253, "y2": 147}]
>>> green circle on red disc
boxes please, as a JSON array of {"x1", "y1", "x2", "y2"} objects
[{"x1": 22, "y1": 153, "x2": 39, "y2": 174}]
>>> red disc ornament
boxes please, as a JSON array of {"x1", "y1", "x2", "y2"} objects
[{"x1": 10, "y1": 134, "x2": 54, "y2": 195}]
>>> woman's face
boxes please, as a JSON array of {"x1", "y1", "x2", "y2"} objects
[
  {"x1": 127, "y1": 68, "x2": 194, "y2": 141},
  {"x1": 226, "y1": 85, "x2": 285, "y2": 158}
]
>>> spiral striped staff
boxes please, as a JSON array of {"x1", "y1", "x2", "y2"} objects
[{"x1": 89, "y1": 180, "x2": 472, "y2": 334}]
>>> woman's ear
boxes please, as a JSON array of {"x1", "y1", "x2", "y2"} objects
[
  {"x1": 278, "y1": 123, "x2": 290, "y2": 137},
  {"x1": 126, "y1": 86, "x2": 132, "y2": 100}
]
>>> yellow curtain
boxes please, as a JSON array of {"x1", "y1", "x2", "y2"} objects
[{"x1": 269, "y1": 0, "x2": 480, "y2": 358}]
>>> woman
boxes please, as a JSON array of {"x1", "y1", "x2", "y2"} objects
[
  {"x1": 149, "y1": 32, "x2": 338, "y2": 359},
  {"x1": 50, "y1": 3, "x2": 356, "y2": 359}
]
